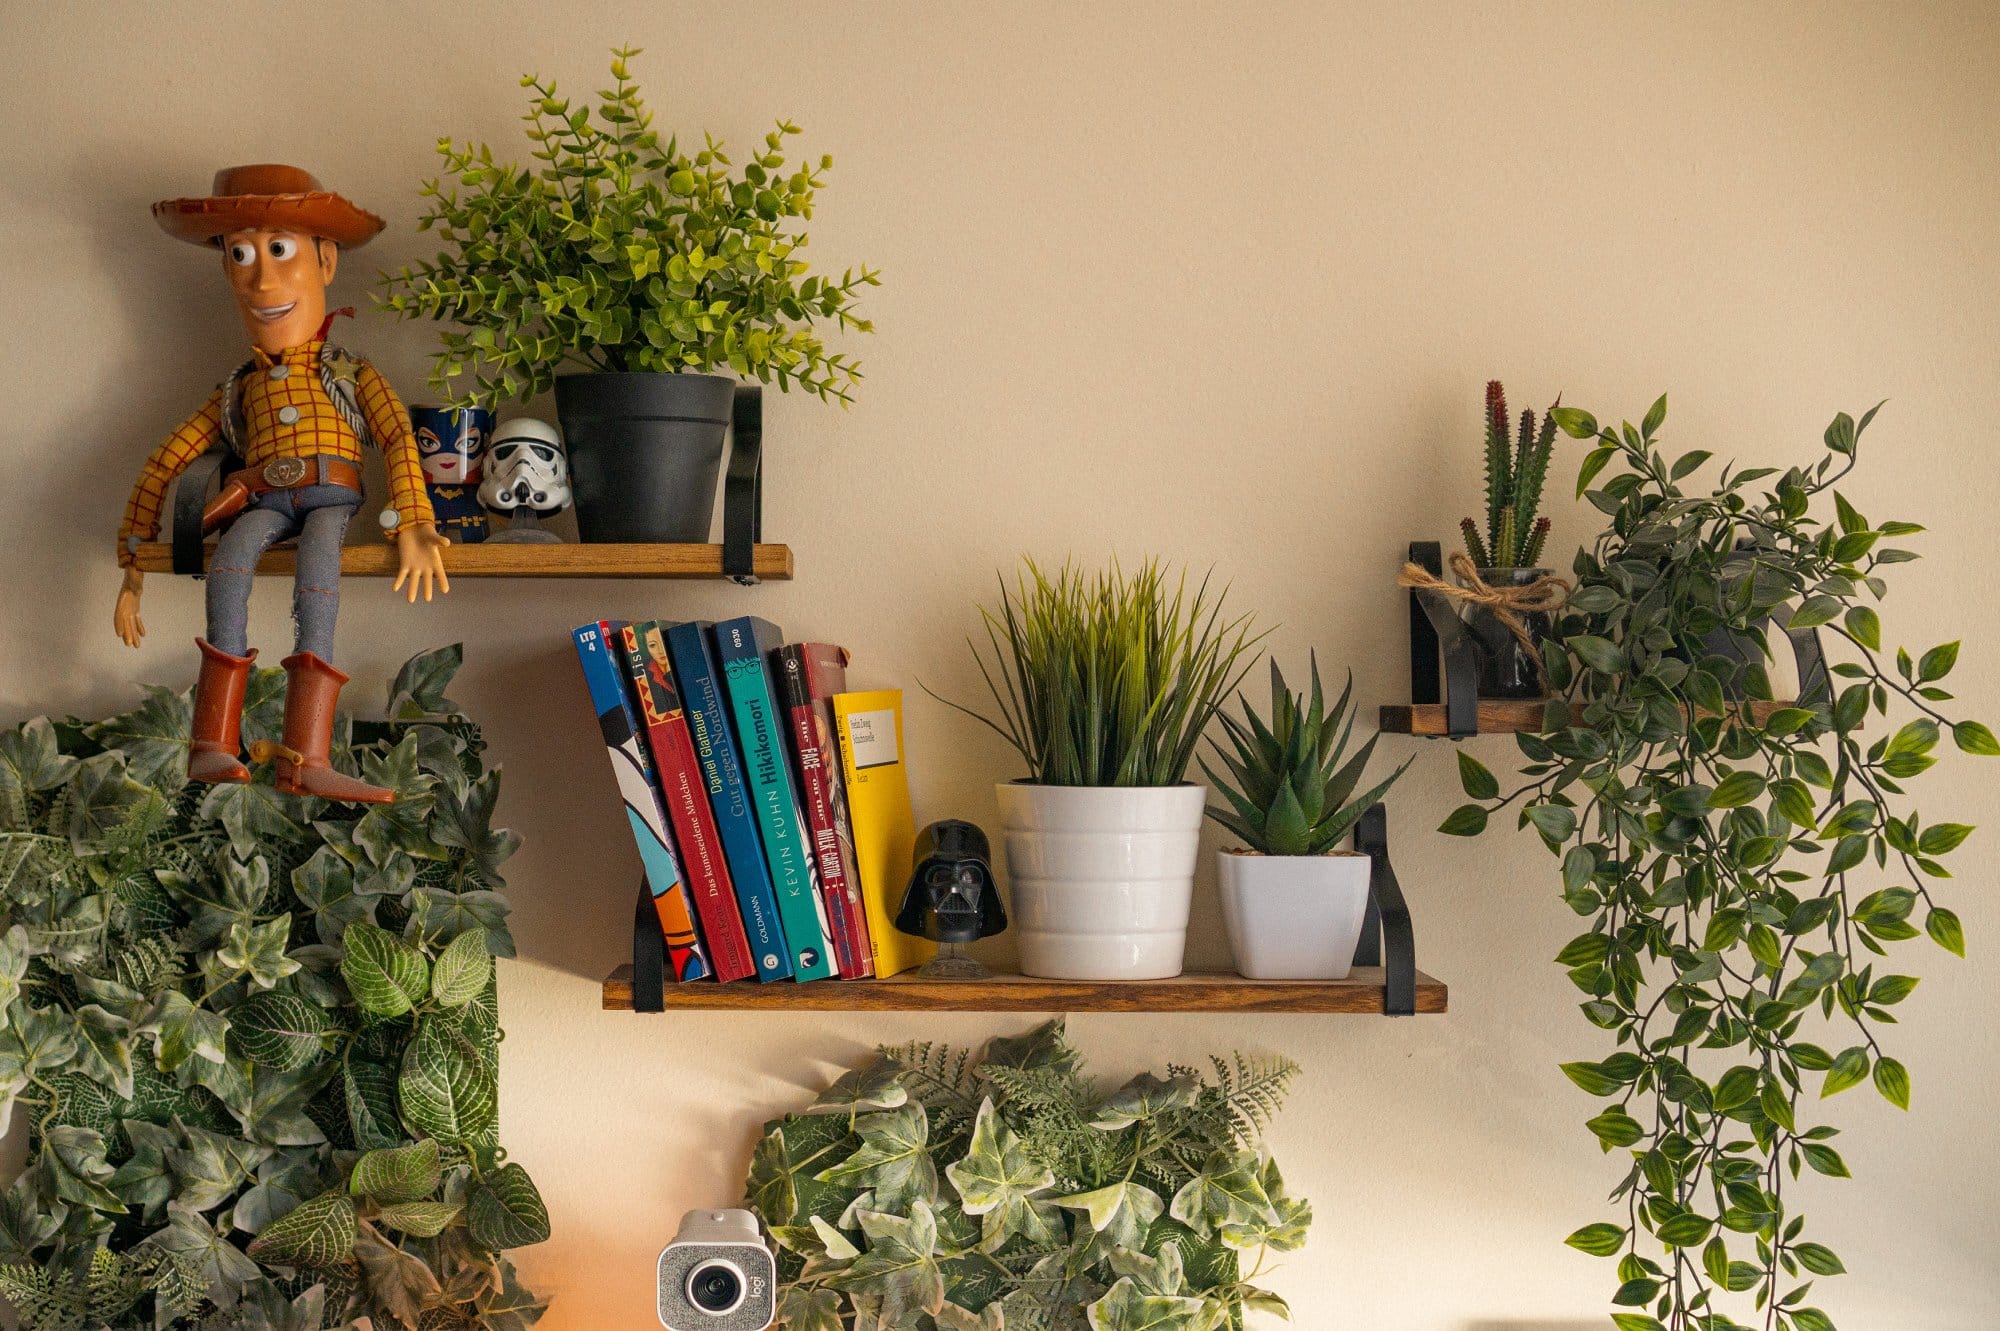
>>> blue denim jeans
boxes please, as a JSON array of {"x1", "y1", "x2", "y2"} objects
[{"x1": 206, "y1": 482, "x2": 357, "y2": 659}]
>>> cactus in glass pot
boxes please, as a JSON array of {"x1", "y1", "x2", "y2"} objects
[{"x1": 1201, "y1": 656, "x2": 1411, "y2": 855}]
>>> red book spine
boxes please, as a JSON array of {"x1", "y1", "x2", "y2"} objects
[
  {"x1": 621, "y1": 623, "x2": 755, "y2": 982},
  {"x1": 776, "y1": 646, "x2": 874, "y2": 978}
]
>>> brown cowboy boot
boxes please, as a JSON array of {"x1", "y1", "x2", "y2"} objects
[
  {"x1": 254, "y1": 652, "x2": 394, "y2": 804},
  {"x1": 188, "y1": 639, "x2": 255, "y2": 784}
]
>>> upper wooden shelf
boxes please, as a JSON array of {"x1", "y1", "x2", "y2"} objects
[
  {"x1": 132, "y1": 541, "x2": 794, "y2": 581},
  {"x1": 1379, "y1": 698, "x2": 1799, "y2": 737},
  {"x1": 601, "y1": 964, "x2": 1447, "y2": 1015}
]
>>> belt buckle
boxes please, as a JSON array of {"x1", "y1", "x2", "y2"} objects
[{"x1": 262, "y1": 457, "x2": 309, "y2": 488}]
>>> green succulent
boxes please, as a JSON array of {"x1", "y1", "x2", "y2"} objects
[{"x1": 1201, "y1": 656, "x2": 1411, "y2": 856}]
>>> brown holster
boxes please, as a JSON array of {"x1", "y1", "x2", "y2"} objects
[{"x1": 201, "y1": 456, "x2": 364, "y2": 533}]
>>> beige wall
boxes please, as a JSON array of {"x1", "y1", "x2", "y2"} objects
[{"x1": 2, "y1": 1, "x2": 1996, "y2": 1326}]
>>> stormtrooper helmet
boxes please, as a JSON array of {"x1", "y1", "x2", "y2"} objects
[{"x1": 479, "y1": 418, "x2": 571, "y2": 514}]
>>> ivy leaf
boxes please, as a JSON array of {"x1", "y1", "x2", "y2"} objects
[
  {"x1": 228, "y1": 992, "x2": 329, "y2": 1073},
  {"x1": 981, "y1": 1018, "x2": 1079, "y2": 1074},
  {"x1": 0, "y1": 717, "x2": 78, "y2": 828},
  {"x1": 135, "y1": 990, "x2": 228, "y2": 1072},
  {"x1": 247, "y1": 1190, "x2": 359, "y2": 1267},
  {"x1": 935, "y1": 1298, "x2": 1007, "y2": 1331},
  {"x1": 807, "y1": 1057, "x2": 909, "y2": 1114},
  {"x1": 64, "y1": 751, "x2": 165, "y2": 856},
  {"x1": 70, "y1": 1003, "x2": 136, "y2": 1100},
  {"x1": 350, "y1": 1138, "x2": 443, "y2": 1205},
  {"x1": 827, "y1": 1201, "x2": 945, "y2": 1326},
  {"x1": 1086, "y1": 1276, "x2": 1215, "y2": 1331},
  {"x1": 218, "y1": 914, "x2": 303, "y2": 990},
  {"x1": 946, "y1": 1097, "x2": 1057, "y2": 1251},
  {"x1": 85, "y1": 684, "x2": 194, "y2": 793},
  {"x1": 343, "y1": 920, "x2": 432, "y2": 1017},
  {"x1": 1168, "y1": 1150, "x2": 1275, "y2": 1246},
  {"x1": 351, "y1": 1218, "x2": 444, "y2": 1326},
  {"x1": 398, "y1": 1014, "x2": 497, "y2": 1145},
  {"x1": 776, "y1": 1286, "x2": 845, "y2": 1331},
  {"x1": 432, "y1": 768, "x2": 524, "y2": 888},
  {"x1": 429, "y1": 927, "x2": 496, "y2": 1008},
  {"x1": 817, "y1": 1104, "x2": 938, "y2": 1213},
  {"x1": 0, "y1": 1002, "x2": 78, "y2": 1101},
  {"x1": 292, "y1": 845, "x2": 376, "y2": 945},
  {"x1": 37, "y1": 1125, "x2": 122, "y2": 1210},
  {"x1": 747, "y1": 1127, "x2": 800, "y2": 1221},
  {"x1": 1059, "y1": 1179, "x2": 1166, "y2": 1252},
  {"x1": 387, "y1": 643, "x2": 467, "y2": 720},
  {"x1": 199, "y1": 780, "x2": 312, "y2": 859},
  {"x1": 1090, "y1": 1072, "x2": 1200, "y2": 1130},
  {"x1": 469, "y1": 1162, "x2": 552, "y2": 1248},
  {"x1": 149, "y1": 1202, "x2": 262, "y2": 1305},
  {"x1": 353, "y1": 735, "x2": 439, "y2": 862}
]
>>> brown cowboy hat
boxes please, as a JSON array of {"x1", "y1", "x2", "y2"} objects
[{"x1": 153, "y1": 164, "x2": 385, "y2": 249}]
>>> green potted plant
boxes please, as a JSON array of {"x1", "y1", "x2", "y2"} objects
[
  {"x1": 747, "y1": 1020, "x2": 1309, "y2": 1328},
  {"x1": 934, "y1": 560, "x2": 1263, "y2": 980},
  {"x1": 1444, "y1": 397, "x2": 1995, "y2": 1327},
  {"x1": 1458, "y1": 379, "x2": 1561, "y2": 697},
  {"x1": 1202, "y1": 657, "x2": 1411, "y2": 979},
  {"x1": 379, "y1": 47, "x2": 879, "y2": 544}
]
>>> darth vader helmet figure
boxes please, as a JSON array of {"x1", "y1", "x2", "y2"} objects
[
  {"x1": 479, "y1": 418, "x2": 571, "y2": 515},
  {"x1": 897, "y1": 820, "x2": 1008, "y2": 945}
]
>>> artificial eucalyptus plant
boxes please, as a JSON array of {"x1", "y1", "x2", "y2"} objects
[
  {"x1": 0, "y1": 647, "x2": 548, "y2": 1331},
  {"x1": 1443, "y1": 398, "x2": 1993, "y2": 1331},
  {"x1": 379, "y1": 46, "x2": 880, "y2": 410},
  {"x1": 747, "y1": 1019, "x2": 1309, "y2": 1331}
]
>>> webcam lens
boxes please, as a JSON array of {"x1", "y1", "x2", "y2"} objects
[{"x1": 688, "y1": 1260, "x2": 745, "y2": 1315}]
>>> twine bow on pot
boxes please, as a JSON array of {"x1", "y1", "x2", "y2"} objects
[{"x1": 1397, "y1": 552, "x2": 1572, "y2": 692}]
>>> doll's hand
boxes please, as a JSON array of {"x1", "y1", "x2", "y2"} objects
[
  {"x1": 114, "y1": 567, "x2": 146, "y2": 648},
  {"x1": 393, "y1": 522, "x2": 451, "y2": 604}
]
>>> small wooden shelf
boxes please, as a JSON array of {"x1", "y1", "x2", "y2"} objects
[
  {"x1": 600, "y1": 964, "x2": 1447, "y2": 1014},
  {"x1": 1380, "y1": 698, "x2": 1800, "y2": 737},
  {"x1": 131, "y1": 541, "x2": 794, "y2": 581}
]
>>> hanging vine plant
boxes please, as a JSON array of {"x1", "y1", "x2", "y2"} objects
[
  {"x1": 0, "y1": 646, "x2": 548, "y2": 1331},
  {"x1": 1444, "y1": 399, "x2": 1994, "y2": 1331}
]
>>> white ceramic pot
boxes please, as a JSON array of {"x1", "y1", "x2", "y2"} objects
[
  {"x1": 997, "y1": 782, "x2": 1207, "y2": 980},
  {"x1": 1217, "y1": 849, "x2": 1373, "y2": 979}
]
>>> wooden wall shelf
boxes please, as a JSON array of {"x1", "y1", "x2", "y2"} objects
[
  {"x1": 600, "y1": 964, "x2": 1448, "y2": 1015},
  {"x1": 131, "y1": 541, "x2": 794, "y2": 581},
  {"x1": 1380, "y1": 698, "x2": 1798, "y2": 737}
]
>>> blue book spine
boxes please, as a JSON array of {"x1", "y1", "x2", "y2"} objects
[
  {"x1": 712, "y1": 617, "x2": 836, "y2": 982},
  {"x1": 572, "y1": 622, "x2": 710, "y2": 982},
  {"x1": 664, "y1": 621, "x2": 795, "y2": 982}
]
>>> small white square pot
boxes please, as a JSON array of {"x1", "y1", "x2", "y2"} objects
[
  {"x1": 998, "y1": 782, "x2": 1207, "y2": 980},
  {"x1": 1217, "y1": 849, "x2": 1373, "y2": 980}
]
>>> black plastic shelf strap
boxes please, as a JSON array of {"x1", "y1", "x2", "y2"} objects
[
  {"x1": 1406, "y1": 540, "x2": 1481, "y2": 738},
  {"x1": 1353, "y1": 802, "x2": 1417, "y2": 1016},
  {"x1": 722, "y1": 385, "x2": 764, "y2": 585},
  {"x1": 631, "y1": 878, "x2": 666, "y2": 1013},
  {"x1": 169, "y1": 449, "x2": 231, "y2": 576}
]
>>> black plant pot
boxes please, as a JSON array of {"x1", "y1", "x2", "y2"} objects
[
  {"x1": 1466, "y1": 566, "x2": 1554, "y2": 699},
  {"x1": 555, "y1": 372, "x2": 735, "y2": 543}
]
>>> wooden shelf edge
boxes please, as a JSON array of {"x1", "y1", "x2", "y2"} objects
[
  {"x1": 1380, "y1": 698, "x2": 1801, "y2": 736},
  {"x1": 600, "y1": 964, "x2": 1448, "y2": 1015},
  {"x1": 131, "y1": 541, "x2": 794, "y2": 581}
]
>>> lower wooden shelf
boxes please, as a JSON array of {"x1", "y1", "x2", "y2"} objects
[
  {"x1": 131, "y1": 541, "x2": 794, "y2": 581},
  {"x1": 1380, "y1": 698, "x2": 1799, "y2": 736},
  {"x1": 600, "y1": 964, "x2": 1447, "y2": 1014}
]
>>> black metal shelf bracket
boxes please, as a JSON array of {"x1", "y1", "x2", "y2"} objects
[
  {"x1": 1352, "y1": 802, "x2": 1418, "y2": 1015},
  {"x1": 721, "y1": 385, "x2": 764, "y2": 585},
  {"x1": 1406, "y1": 540, "x2": 1482, "y2": 738}
]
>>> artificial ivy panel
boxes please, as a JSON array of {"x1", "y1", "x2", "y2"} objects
[{"x1": 0, "y1": 646, "x2": 547, "y2": 1331}]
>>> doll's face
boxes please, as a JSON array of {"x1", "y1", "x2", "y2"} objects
[{"x1": 220, "y1": 227, "x2": 334, "y2": 354}]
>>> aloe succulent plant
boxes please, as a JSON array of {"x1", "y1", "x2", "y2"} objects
[
  {"x1": 1200, "y1": 656, "x2": 1411, "y2": 856},
  {"x1": 1461, "y1": 378, "x2": 1558, "y2": 569}
]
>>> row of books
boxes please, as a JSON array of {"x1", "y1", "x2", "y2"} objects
[{"x1": 572, "y1": 617, "x2": 934, "y2": 983}]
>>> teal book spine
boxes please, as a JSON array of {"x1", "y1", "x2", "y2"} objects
[{"x1": 712, "y1": 617, "x2": 835, "y2": 981}]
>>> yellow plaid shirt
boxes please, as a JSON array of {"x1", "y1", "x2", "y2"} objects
[{"x1": 118, "y1": 339, "x2": 434, "y2": 565}]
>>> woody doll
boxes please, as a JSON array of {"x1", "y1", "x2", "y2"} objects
[{"x1": 112, "y1": 165, "x2": 449, "y2": 804}]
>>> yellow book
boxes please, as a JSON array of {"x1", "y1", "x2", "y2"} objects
[{"x1": 831, "y1": 690, "x2": 934, "y2": 978}]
